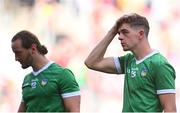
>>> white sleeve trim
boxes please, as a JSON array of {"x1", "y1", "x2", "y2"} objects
[
  {"x1": 113, "y1": 57, "x2": 121, "y2": 74},
  {"x1": 62, "y1": 91, "x2": 81, "y2": 98},
  {"x1": 157, "y1": 89, "x2": 176, "y2": 94}
]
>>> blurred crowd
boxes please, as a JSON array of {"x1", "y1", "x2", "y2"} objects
[{"x1": 0, "y1": 0, "x2": 180, "y2": 112}]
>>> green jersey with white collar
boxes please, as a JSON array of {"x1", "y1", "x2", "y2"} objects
[
  {"x1": 114, "y1": 51, "x2": 175, "y2": 112},
  {"x1": 22, "y1": 62, "x2": 80, "y2": 112}
]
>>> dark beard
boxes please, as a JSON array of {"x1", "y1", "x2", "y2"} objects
[{"x1": 21, "y1": 64, "x2": 30, "y2": 69}]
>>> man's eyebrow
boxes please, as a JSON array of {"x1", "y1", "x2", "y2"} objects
[
  {"x1": 118, "y1": 28, "x2": 128, "y2": 33},
  {"x1": 121, "y1": 28, "x2": 128, "y2": 31},
  {"x1": 13, "y1": 49, "x2": 21, "y2": 53}
]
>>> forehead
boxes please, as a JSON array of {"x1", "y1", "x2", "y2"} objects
[
  {"x1": 11, "y1": 39, "x2": 23, "y2": 51},
  {"x1": 118, "y1": 23, "x2": 140, "y2": 33},
  {"x1": 119, "y1": 23, "x2": 131, "y2": 30}
]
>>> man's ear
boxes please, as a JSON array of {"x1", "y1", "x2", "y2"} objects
[
  {"x1": 31, "y1": 44, "x2": 37, "y2": 53},
  {"x1": 139, "y1": 30, "x2": 145, "y2": 39}
]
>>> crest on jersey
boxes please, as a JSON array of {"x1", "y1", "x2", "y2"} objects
[
  {"x1": 141, "y1": 67, "x2": 148, "y2": 77},
  {"x1": 41, "y1": 78, "x2": 48, "y2": 86}
]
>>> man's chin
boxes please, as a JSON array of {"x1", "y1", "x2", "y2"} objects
[
  {"x1": 123, "y1": 48, "x2": 129, "y2": 51},
  {"x1": 22, "y1": 65, "x2": 29, "y2": 69}
]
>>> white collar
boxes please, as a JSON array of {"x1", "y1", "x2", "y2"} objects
[
  {"x1": 135, "y1": 50, "x2": 159, "y2": 64},
  {"x1": 32, "y1": 61, "x2": 54, "y2": 76}
]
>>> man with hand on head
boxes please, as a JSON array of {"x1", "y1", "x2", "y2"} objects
[{"x1": 85, "y1": 13, "x2": 176, "y2": 112}]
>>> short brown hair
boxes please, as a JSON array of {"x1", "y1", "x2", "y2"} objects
[{"x1": 118, "y1": 13, "x2": 150, "y2": 37}]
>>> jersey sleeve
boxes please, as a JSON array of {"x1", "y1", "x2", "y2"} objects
[
  {"x1": 119, "y1": 55, "x2": 127, "y2": 74},
  {"x1": 21, "y1": 74, "x2": 31, "y2": 102},
  {"x1": 116, "y1": 53, "x2": 134, "y2": 74},
  {"x1": 58, "y1": 68, "x2": 80, "y2": 98},
  {"x1": 113, "y1": 57, "x2": 122, "y2": 74},
  {"x1": 154, "y1": 62, "x2": 176, "y2": 94}
]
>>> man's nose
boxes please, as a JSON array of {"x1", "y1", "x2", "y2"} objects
[
  {"x1": 15, "y1": 56, "x2": 19, "y2": 61},
  {"x1": 118, "y1": 36, "x2": 123, "y2": 41}
]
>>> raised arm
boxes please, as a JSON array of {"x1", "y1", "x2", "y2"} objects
[{"x1": 85, "y1": 21, "x2": 120, "y2": 74}]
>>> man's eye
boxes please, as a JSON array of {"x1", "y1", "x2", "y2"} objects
[
  {"x1": 122, "y1": 31, "x2": 128, "y2": 33},
  {"x1": 120, "y1": 29, "x2": 129, "y2": 34},
  {"x1": 15, "y1": 51, "x2": 21, "y2": 55}
]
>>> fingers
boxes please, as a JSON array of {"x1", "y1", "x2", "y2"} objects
[{"x1": 111, "y1": 21, "x2": 119, "y2": 33}]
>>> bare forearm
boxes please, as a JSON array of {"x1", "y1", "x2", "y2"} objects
[{"x1": 85, "y1": 27, "x2": 117, "y2": 67}]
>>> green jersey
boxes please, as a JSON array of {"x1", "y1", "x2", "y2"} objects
[
  {"x1": 21, "y1": 61, "x2": 80, "y2": 112},
  {"x1": 114, "y1": 51, "x2": 175, "y2": 112}
]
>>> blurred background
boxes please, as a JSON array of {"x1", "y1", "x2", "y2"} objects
[{"x1": 0, "y1": 0, "x2": 180, "y2": 112}]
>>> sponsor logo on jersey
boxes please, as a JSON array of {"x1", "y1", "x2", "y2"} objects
[
  {"x1": 31, "y1": 81, "x2": 37, "y2": 88},
  {"x1": 41, "y1": 78, "x2": 48, "y2": 86},
  {"x1": 31, "y1": 79, "x2": 38, "y2": 88},
  {"x1": 141, "y1": 67, "x2": 148, "y2": 77}
]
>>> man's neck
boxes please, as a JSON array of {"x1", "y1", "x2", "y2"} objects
[
  {"x1": 132, "y1": 42, "x2": 153, "y2": 60},
  {"x1": 32, "y1": 55, "x2": 50, "y2": 72}
]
